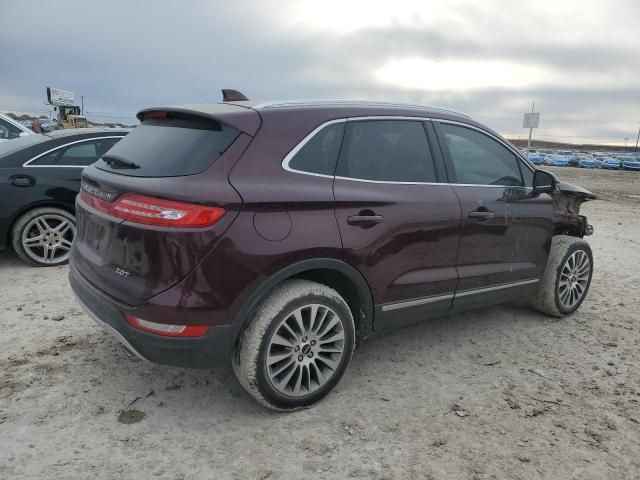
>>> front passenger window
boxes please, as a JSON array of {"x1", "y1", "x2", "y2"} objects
[{"x1": 439, "y1": 124, "x2": 524, "y2": 186}]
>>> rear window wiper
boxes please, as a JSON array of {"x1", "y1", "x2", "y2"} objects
[{"x1": 101, "y1": 154, "x2": 140, "y2": 169}]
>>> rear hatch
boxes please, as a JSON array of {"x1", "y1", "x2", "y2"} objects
[{"x1": 71, "y1": 107, "x2": 258, "y2": 306}]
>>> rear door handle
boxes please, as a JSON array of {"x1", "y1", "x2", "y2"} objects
[
  {"x1": 347, "y1": 214, "x2": 384, "y2": 226},
  {"x1": 468, "y1": 210, "x2": 495, "y2": 220},
  {"x1": 9, "y1": 175, "x2": 35, "y2": 187}
]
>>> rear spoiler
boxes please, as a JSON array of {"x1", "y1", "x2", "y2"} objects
[{"x1": 137, "y1": 103, "x2": 261, "y2": 136}]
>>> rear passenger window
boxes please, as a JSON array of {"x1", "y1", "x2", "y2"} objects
[
  {"x1": 439, "y1": 124, "x2": 524, "y2": 186},
  {"x1": 288, "y1": 122, "x2": 345, "y2": 175},
  {"x1": 336, "y1": 120, "x2": 436, "y2": 182},
  {"x1": 58, "y1": 143, "x2": 100, "y2": 166}
]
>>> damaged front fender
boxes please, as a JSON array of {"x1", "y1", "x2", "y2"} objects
[{"x1": 552, "y1": 181, "x2": 596, "y2": 237}]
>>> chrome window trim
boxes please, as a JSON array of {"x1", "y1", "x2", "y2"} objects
[
  {"x1": 379, "y1": 278, "x2": 540, "y2": 311},
  {"x1": 22, "y1": 136, "x2": 124, "y2": 168},
  {"x1": 282, "y1": 116, "x2": 533, "y2": 188},
  {"x1": 281, "y1": 118, "x2": 347, "y2": 178}
]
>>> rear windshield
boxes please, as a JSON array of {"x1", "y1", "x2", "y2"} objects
[{"x1": 95, "y1": 117, "x2": 239, "y2": 177}]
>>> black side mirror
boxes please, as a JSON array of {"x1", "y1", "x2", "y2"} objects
[{"x1": 532, "y1": 169, "x2": 557, "y2": 193}]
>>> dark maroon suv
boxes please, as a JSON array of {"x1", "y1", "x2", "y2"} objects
[{"x1": 69, "y1": 92, "x2": 595, "y2": 410}]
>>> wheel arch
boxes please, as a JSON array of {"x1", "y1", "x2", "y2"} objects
[{"x1": 231, "y1": 258, "x2": 375, "y2": 349}]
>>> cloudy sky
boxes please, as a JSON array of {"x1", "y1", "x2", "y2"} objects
[{"x1": 1, "y1": 0, "x2": 638, "y2": 144}]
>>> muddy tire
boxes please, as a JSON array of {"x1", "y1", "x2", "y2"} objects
[
  {"x1": 11, "y1": 207, "x2": 76, "y2": 267},
  {"x1": 233, "y1": 279, "x2": 355, "y2": 411},
  {"x1": 531, "y1": 235, "x2": 593, "y2": 317}
]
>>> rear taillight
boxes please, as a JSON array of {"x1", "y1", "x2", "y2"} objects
[
  {"x1": 124, "y1": 313, "x2": 210, "y2": 337},
  {"x1": 80, "y1": 189, "x2": 225, "y2": 228}
]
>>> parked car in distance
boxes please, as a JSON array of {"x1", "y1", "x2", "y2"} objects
[
  {"x1": 567, "y1": 154, "x2": 582, "y2": 167},
  {"x1": 545, "y1": 154, "x2": 570, "y2": 167},
  {"x1": 528, "y1": 154, "x2": 545, "y2": 165},
  {"x1": 0, "y1": 128, "x2": 128, "y2": 266},
  {"x1": 578, "y1": 157, "x2": 601, "y2": 168},
  {"x1": 41, "y1": 121, "x2": 61, "y2": 133},
  {"x1": 600, "y1": 157, "x2": 620, "y2": 170},
  {"x1": 0, "y1": 113, "x2": 34, "y2": 142},
  {"x1": 622, "y1": 157, "x2": 640, "y2": 170},
  {"x1": 69, "y1": 94, "x2": 596, "y2": 410}
]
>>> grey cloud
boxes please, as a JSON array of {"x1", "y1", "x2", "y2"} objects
[{"x1": 0, "y1": 0, "x2": 637, "y2": 143}]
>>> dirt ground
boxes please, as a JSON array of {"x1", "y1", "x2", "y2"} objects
[{"x1": 1, "y1": 167, "x2": 639, "y2": 480}]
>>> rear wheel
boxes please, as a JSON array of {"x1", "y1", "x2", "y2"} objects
[
  {"x1": 233, "y1": 279, "x2": 355, "y2": 410},
  {"x1": 531, "y1": 235, "x2": 593, "y2": 317},
  {"x1": 11, "y1": 207, "x2": 76, "y2": 267}
]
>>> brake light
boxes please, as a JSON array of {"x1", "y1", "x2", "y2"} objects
[
  {"x1": 143, "y1": 111, "x2": 168, "y2": 120},
  {"x1": 124, "y1": 313, "x2": 209, "y2": 337},
  {"x1": 111, "y1": 194, "x2": 225, "y2": 227},
  {"x1": 80, "y1": 190, "x2": 225, "y2": 228}
]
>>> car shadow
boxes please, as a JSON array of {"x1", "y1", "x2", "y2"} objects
[{"x1": 77, "y1": 300, "x2": 549, "y2": 420}]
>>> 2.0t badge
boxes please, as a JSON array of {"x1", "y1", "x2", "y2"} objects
[{"x1": 114, "y1": 267, "x2": 130, "y2": 278}]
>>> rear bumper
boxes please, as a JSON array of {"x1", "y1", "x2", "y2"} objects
[{"x1": 69, "y1": 266, "x2": 235, "y2": 368}]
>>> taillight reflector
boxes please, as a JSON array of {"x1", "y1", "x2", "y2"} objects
[
  {"x1": 80, "y1": 190, "x2": 225, "y2": 228},
  {"x1": 124, "y1": 313, "x2": 210, "y2": 337}
]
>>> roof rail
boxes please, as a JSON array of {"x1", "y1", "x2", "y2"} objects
[{"x1": 252, "y1": 99, "x2": 470, "y2": 118}]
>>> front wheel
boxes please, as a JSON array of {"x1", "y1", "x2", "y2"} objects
[
  {"x1": 11, "y1": 207, "x2": 76, "y2": 267},
  {"x1": 233, "y1": 279, "x2": 355, "y2": 411},
  {"x1": 531, "y1": 235, "x2": 593, "y2": 317}
]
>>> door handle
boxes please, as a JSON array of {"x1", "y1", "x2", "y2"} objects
[
  {"x1": 9, "y1": 175, "x2": 35, "y2": 187},
  {"x1": 468, "y1": 210, "x2": 495, "y2": 220},
  {"x1": 347, "y1": 214, "x2": 384, "y2": 226}
]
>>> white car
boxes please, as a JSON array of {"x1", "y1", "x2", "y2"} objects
[{"x1": 0, "y1": 113, "x2": 34, "y2": 143}]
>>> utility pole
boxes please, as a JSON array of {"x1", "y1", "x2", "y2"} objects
[
  {"x1": 81, "y1": 95, "x2": 84, "y2": 115},
  {"x1": 527, "y1": 101, "x2": 534, "y2": 151},
  {"x1": 635, "y1": 123, "x2": 640, "y2": 152}
]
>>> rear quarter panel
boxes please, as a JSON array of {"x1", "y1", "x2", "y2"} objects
[{"x1": 222, "y1": 109, "x2": 344, "y2": 274}]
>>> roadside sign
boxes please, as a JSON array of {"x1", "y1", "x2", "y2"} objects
[
  {"x1": 523, "y1": 112, "x2": 540, "y2": 129},
  {"x1": 47, "y1": 87, "x2": 75, "y2": 106}
]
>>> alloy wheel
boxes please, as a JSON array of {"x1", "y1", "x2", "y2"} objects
[
  {"x1": 557, "y1": 249, "x2": 591, "y2": 310},
  {"x1": 21, "y1": 214, "x2": 75, "y2": 265},
  {"x1": 266, "y1": 304, "x2": 346, "y2": 397}
]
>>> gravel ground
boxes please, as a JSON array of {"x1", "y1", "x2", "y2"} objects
[{"x1": 1, "y1": 167, "x2": 639, "y2": 480}]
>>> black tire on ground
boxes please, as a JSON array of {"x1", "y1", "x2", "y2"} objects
[
  {"x1": 11, "y1": 207, "x2": 76, "y2": 267},
  {"x1": 531, "y1": 235, "x2": 593, "y2": 317},
  {"x1": 232, "y1": 279, "x2": 356, "y2": 411}
]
